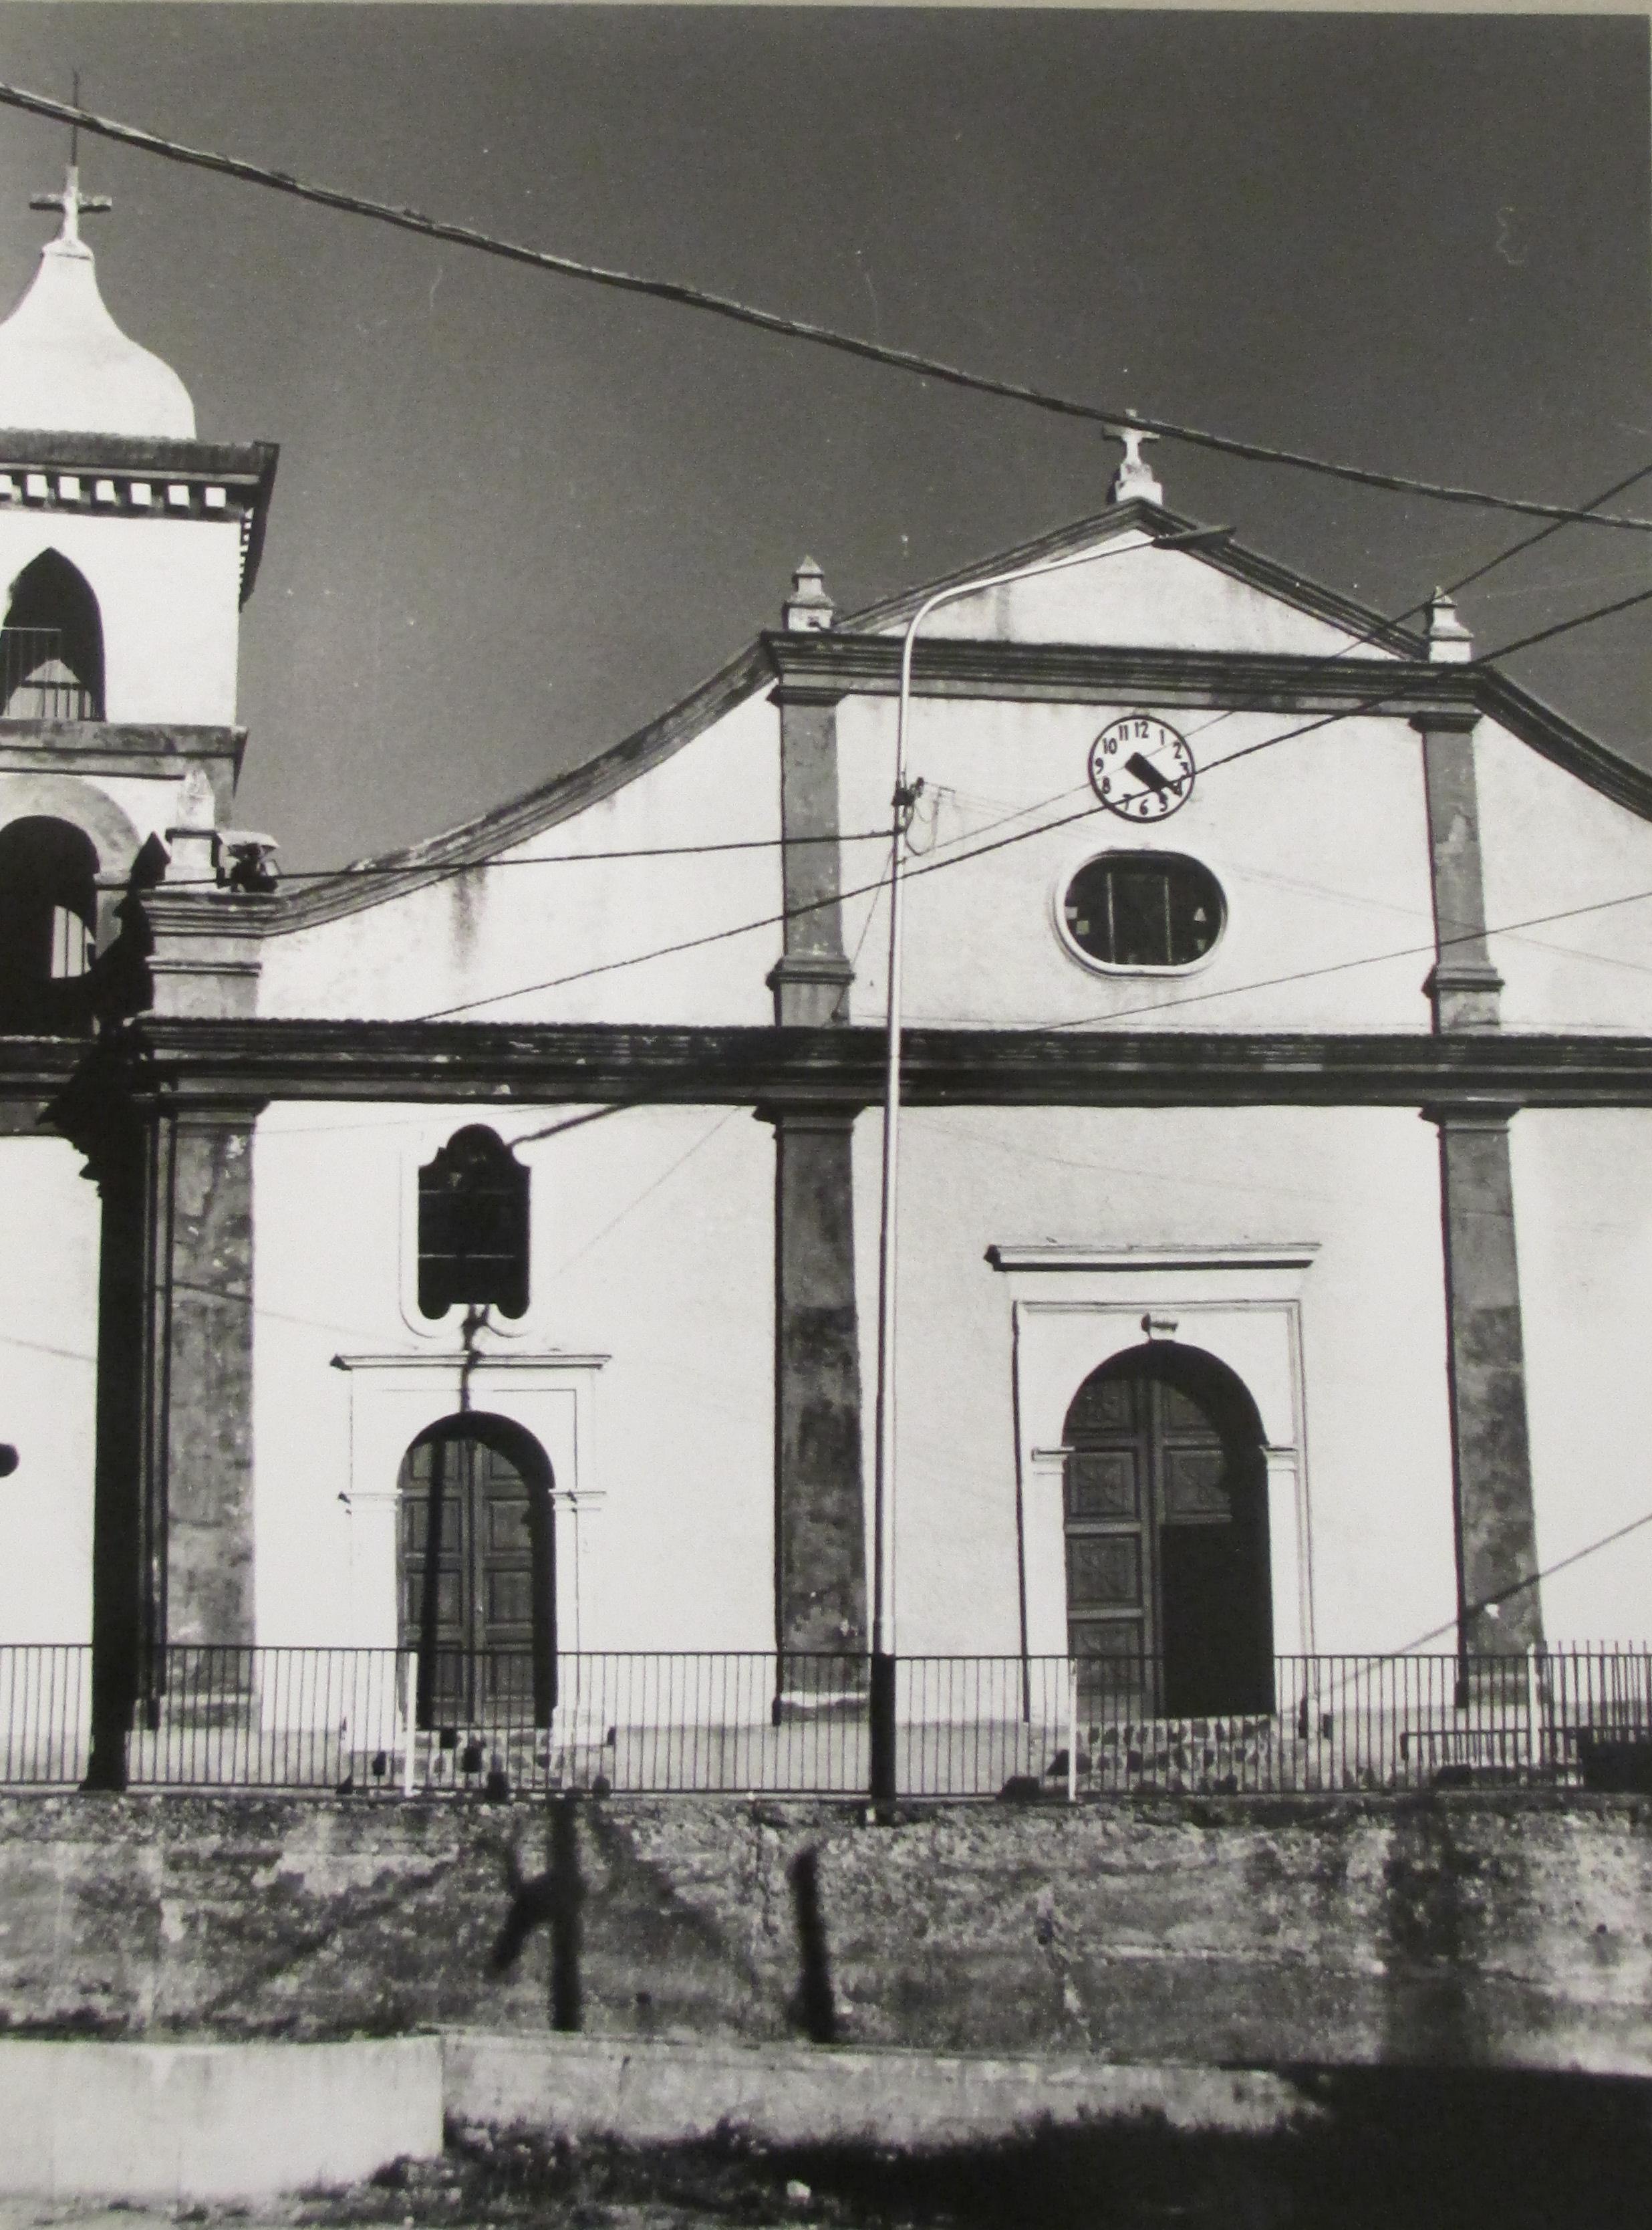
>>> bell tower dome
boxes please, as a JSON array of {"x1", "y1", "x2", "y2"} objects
[{"x1": 0, "y1": 164, "x2": 195, "y2": 439}]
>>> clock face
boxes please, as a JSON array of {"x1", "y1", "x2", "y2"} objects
[{"x1": 1088, "y1": 715, "x2": 1196, "y2": 822}]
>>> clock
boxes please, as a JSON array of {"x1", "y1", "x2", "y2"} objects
[{"x1": 1088, "y1": 715, "x2": 1196, "y2": 822}]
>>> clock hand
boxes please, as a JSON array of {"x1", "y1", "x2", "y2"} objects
[{"x1": 1125, "y1": 751, "x2": 1172, "y2": 795}]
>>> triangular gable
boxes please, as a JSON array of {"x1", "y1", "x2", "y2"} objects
[{"x1": 842, "y1": 497, "x2": 1426, "y2": 662}]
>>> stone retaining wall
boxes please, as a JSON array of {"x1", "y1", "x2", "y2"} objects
[{"x1": 0, "y1": 1789, "x2": 1648, "y2": 2071}]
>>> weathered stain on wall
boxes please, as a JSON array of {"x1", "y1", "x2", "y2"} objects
[{"x1": 1, "y1": 1791, "x2": 1649, "y2": 2072}]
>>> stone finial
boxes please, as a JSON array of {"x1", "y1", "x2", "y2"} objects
[
  {"x1": 1107, "y1": 420, "x2": 1163, "y2": 507},
  {"x1": 783, "y1": 558, "x2": 835, "y2": 632},
  {"x1": 1425, "y1": 589, "x2": 1474, "y2": 664}
]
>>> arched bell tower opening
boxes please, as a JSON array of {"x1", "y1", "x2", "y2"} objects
[
  {"x1": 0, "y1": 814, "x2": 98, "y2": 1033},
  {"x1": 1063, "y1": 1340, "x2": 1274, "y2": 1718},
  {"x1": 1, "y1": 550, "x2": 104, "y2": 720}
]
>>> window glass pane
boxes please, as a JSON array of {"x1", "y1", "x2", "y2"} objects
[
  {"x1": 418, "y1": 1125, "x2": 531, "y2": 1319},
  {"x1": 1063, "y1": 854, "x2": 1224, "y2": 971}
]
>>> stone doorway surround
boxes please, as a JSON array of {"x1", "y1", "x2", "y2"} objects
[
  {"x1": 986, "y1": 1243, "x2": 1317, "y2": 1662},
  {"x1": 328, "y1": 1352, "x2": 607, "y2": 1658}
]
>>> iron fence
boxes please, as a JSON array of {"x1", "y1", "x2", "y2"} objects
[{"x1": 1, "y1": 1643, "x2": 1649, "y2": 1798}]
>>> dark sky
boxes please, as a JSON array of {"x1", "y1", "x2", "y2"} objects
[{"x1": 0, "y1": 5, "x2": 1645, "y2": 868}]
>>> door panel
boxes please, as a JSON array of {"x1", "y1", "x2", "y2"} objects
[
  {"x1": 398, "y1": 1429, "x2": 553, "y2": 1727},
  {"x1": 1064, "y1": 1356, "x2": 1272, "y2": 1720}
]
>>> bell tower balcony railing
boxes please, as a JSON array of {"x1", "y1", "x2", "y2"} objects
[{"x1": 0, "y1": 626, "x2": 99, "y2": 721}]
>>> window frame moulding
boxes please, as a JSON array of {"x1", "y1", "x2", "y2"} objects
[{"x1": 986, "y1": 1242, "x2": 1321, "y2": 1275}]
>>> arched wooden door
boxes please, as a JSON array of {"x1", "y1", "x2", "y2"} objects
[
  {"x1": 397, "y1": 1417, "x2": 555, "y2": 1729},
  {"x1": 1063, "y1": 1344, "x2": 1273, "y2": 1718}
]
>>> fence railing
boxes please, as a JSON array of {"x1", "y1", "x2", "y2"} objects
[{"x1": 3, "y1": 1644, "x2": 1649, "y2": 1798}]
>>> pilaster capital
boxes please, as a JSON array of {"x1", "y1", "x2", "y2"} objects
[
  {"x1": 767, "y1": 952, "x2": 855, "y2": 1027},
  {"x1": 754, "y1": 1094, "x2": 868, "y2": 1131},
  {"x1": 769, "y1": 678, "x2": 848, "y2": 708},
  {"x1": 1411, "y1": 708, "x2": 1480, "y2": 736},
  {"x1": 1420, "y1": 1100, "x2": 1522, "y2": 1132}
]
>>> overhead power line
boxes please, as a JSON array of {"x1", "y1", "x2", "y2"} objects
[
  {"x1": 1174, "y1": 457, "x2": 1652, "y2": 761},
  {"x1": 159, "y1": 827, "x2": 891, "y2": 887},
  {"x1": 4, "y1": 80, "x2": 1652, "y2": 536},
  {"x1": 1470, "y1": 577, "x2": 1652, "y2": 663}
]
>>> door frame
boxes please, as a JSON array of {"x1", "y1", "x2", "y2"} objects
[
  {"x1": 994, "y1": 1261, "x2": 1315, "y2": 1663},
  {"x1": 331, "y1": 1352, "x2": 607, "y2": 1655}
]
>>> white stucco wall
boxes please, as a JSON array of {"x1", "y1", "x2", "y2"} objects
[
  {"x1": 1512, "y1": 1109, "x2": 1652, "y2": 1641},
  {"x1": 0, "y1": 1134, "x2": 98, "y2": 1642},
  {"x1": 853, "y1": 1104, "x2": 1462, "y2": 1659},
  {"x1": 0, "y1": 513, "x2": 243, "y2": 725},
  {"x1": 877, "y1": 535, "x2": 1395, "y2": 658},
  {"x1": 1476, "y1": 723, "x2": 1652, "y2": 1031},
  {"x1": 251, "y1": 1098, "x2": 775, "y2": 1653},
  {"x1": 837, "y1": 697, "x2": 1437, "y2": 1031},
  {"x1": 255, "y1": 691, "x2": 785, "y2": 1023}
]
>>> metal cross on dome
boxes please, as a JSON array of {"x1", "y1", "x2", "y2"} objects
[
  {"x1": 30, "y1": 78, "x2": 110, "y2": 243},
  {"x1": 29, "y1": 164, "x2": 112, "y2": 244}
]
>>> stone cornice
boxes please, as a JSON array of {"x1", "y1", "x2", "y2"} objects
[
  {"x1": 762, "y1": 630, "x2": 1466, "y2": 717},
  {"x1": 0, "y1": 430, "x2": 275, "y2": 479},
  {"x1": 59, "y1": 1018, "x2": 1652, "y2": 1113},
  {"x1": 0, "y1": 1035, "x2": 90, "y2": 1094},
  {"x1": 1474, "y1": 669, "x2": 1652, "y2": 823},
  {"x1": 0, "y1": 722, "x2": 246, "y2": 781},
  {"x1": 0, "y1": 434, "x2": 279, "y2": 602}
]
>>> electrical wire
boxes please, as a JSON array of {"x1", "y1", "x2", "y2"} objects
[
  {"x1": 1169, "y1": 457, "x2": 1652, "y2": 764},
  {"x1": 1393, "y1": 1505, "x2": 1652, "y2": 1656},
  {"x1": 4, "y1": 79, "x2": 1652, "y2": 535},
  {"x1": 156, "y1": 828, "x2": 893, "y2": 888}
]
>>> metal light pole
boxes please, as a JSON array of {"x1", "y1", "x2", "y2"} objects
[{"x1": 867, "y1": 519, "x2": 1230, "y2": 1804}]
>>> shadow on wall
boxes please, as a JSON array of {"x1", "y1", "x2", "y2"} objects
[{"x1": 489, "y1": 1800, "x2": 838, "y2": 2046}]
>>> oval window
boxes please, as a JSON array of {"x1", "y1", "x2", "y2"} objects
[{"x1": 1061, "y1": 853, "x2": 1225, "y2": 970}]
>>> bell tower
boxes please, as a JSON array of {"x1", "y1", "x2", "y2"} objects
[{"x1": 0, "y1": 159, "x2": 277, "y2": 1031}]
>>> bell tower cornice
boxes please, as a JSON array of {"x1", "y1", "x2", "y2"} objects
[{"x1": 0, "y1": 432, "x2": 279, "y2": 604}]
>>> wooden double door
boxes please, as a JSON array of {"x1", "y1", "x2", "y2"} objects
[
  {"x1": 1063, "y1": 1353, "x2": 1273, "y2": 1717},
  {"x1": 397, "y1": 1423, "x2": 554, "y2": 1728}
]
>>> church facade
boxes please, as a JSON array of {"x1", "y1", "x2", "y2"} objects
[{"x1": 3, "y1": 184, "x2": 1652, "y2": 1774}]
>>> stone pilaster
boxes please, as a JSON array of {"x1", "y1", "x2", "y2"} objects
[
  {"x1": 1413, "y1": 596, "x2": 1541, "y2": 1653},
  {"x1": 1417, "y1": 711, "x2": 1503, "y2": 1031},
  {"x1": 1424, "y1": 1104, "x2": 1544, "y2": 1655},
  {"x1": 1416, "y1": 593, "x2": 1501, "y2": 1033},
  {"x1": 762, "y1": 1100, "x2": 867, "y2": 1671},
  {"x1": 767, "y1": 561, "x2": 854, "y2": 1027},
  {"x1": 147, "y1": 1097, "x2": 264, "y2": 1646},
  {"x1": 142, "y1": 888, "x2": 265, "y2": 1019}
]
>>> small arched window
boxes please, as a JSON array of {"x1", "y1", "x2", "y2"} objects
[
  {"x1": 1061, "y1": 852, "x2": 1224, "y2": 971},
  {"x1": 418, "y1": 1126, "x2": 529, "y2": 1321},
  {"x1": 1, "y1": 551, "x2": 104, "y2": 720},
  {"x1": 0, "y1": 816, "x2": 99, "y2": 1033}
]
